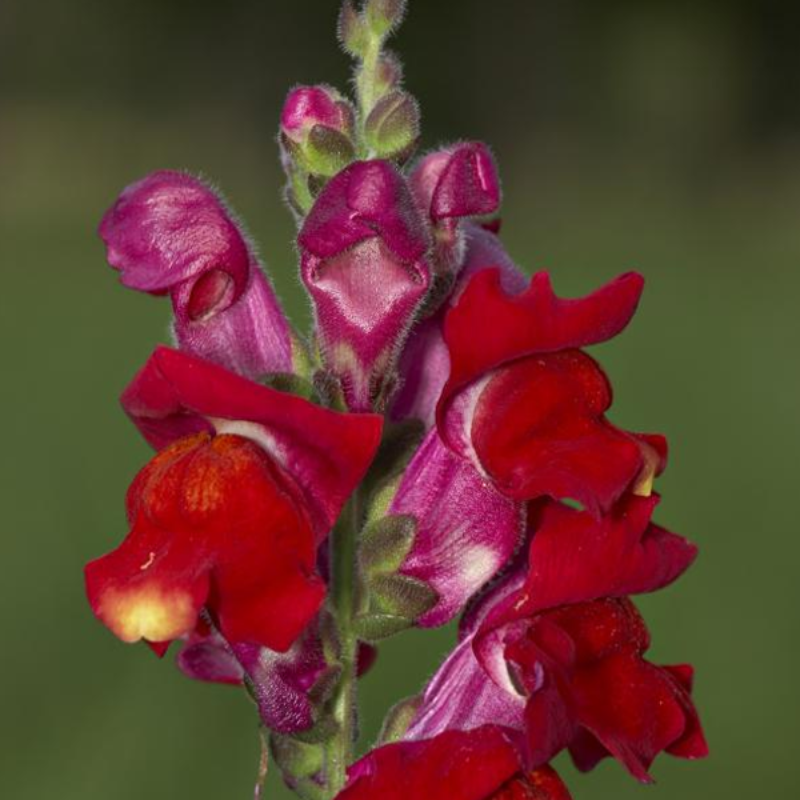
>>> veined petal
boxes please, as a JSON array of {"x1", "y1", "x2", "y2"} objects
[
  {"x1": 120, "y1": 346, "x2": 382, "y2": 537},
  {"x1": 391, "y1": 429, "x2": 522, "y2": 626},
  {"x1": 405, "y1": 632, "x2": 526, "y2": 741}
]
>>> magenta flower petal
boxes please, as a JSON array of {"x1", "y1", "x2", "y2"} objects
[
  {"x1": 405, "y1": 632, "x2": 525, "y2": 741},
  {"x1": 390, "y1": 429, "x2": 522, "y2": 627},
  {"x1": 100, "y1": 170, "x2": 293, "y2": 379},
  {"x1": 299, "y1": 160, "x2": 431, "y2": 411}
]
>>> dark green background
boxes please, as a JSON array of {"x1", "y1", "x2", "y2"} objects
[{"x1": 1, "y1": 1, "x2": 797, "y2": 797}]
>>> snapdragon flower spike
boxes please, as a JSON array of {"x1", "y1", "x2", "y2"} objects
[
  {"x1": 411, "y1": 143, "x2": 502, "y2": 284},
  {"x1": 388, "y1": 428, "x2": 522, "y2": 627},
  {"x1": 299, "y1": 159, "x2": 431, "y2": 411},
  {"x1": 100, "y1": 171, "x2": 294, "y2": 380},
  {"x1": 85, "y1": 347, "x2": 382, "y2": 653},
  {"x1": 337, "y1": 725, "x2": 571, "y2": 800},
  {"x1": 438, "y1": 268, "x2": 662, "y2": 515}
]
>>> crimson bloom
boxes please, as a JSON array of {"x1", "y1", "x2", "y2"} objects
[
  {"x1": 438, "y1": 268, "x2": 663, "y2": 515},
  {"x1": 85, "y1": 347, "x2": 382, "y2": 654},
  {"x1": 407, "y1": 493, "x2": 706, "y2": 781}
]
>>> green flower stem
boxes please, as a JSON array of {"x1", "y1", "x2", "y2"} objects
[
  {"x1": 355, "y1": 35, "x2": 382, "y2": 143},
  {"x1": 325, "y1": 490, "x2": 362, "y2": 796}
]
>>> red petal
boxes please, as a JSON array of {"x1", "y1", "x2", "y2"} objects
[
  {"x1": 121, "y1": 346, "x2": 382, "y2": 535},
  {"x1": 86, "y1": 433, "x2": 325, "y2": 653},
  {"x1": 339, "y1": 727, "x2": 521, "y2": 800},
  {"x1": 438, "y1": 269, "x2": 644, "y2": 427},
  {"x1": 571, "y1": 650, "x2": 695, "y2": 782},
  {"x1": 472, "y1": 351, "x2": 644, "y2": 514},
  {"x1": 498, "y1": 494, "x2": 697, "y2": 623}
]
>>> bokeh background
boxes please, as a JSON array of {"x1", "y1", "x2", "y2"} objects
[{"x1": 2, "y1": 0, "x2": 798, "y2": 797}]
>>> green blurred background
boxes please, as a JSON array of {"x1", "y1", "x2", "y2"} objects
[{"x1": 1, "y1": 0, "x2": 798, "y2": 797}]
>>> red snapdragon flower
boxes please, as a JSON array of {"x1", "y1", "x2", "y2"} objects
[
  {"x1": 85, "y1": 347, "x2": 382, "y2": 654},
  {"x1": 438, "y1": 268, "x2": 664, "y2": 515}
]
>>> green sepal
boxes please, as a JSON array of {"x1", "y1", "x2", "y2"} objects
[
  {"x1": 364, "y1": 90, "x2": 420, "y2": 160},
  {"x1": 354, "y1": 612, "x2": 415, "y2": 641},
  {"x1": 260, "y1": 371, "x2": 317, "y2": 401},
  {"x1": 289, "y1": 714, "x2": 340, "y2": 746},
  {"x1": 270, "y1": 733, "x2": 325, "y2": 780},
  {"x1": 377, "y1": 695, "x2": 422, "y2": 744},
  {"x1": 301, "y1": 125, "x2": 356, "y2": 177},
  {"x1": 359, "y1": 514, "x2": 416, "y2": 576},
  {"x1": 370, "y1": 573, "x2": 438, "y2": 619}
]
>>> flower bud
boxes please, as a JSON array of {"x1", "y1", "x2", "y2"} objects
[
  {"x1": 338, "y1": 0, "x2": 370, "y2": 57},
  {"x1": 281, "y1": 86, "x2": 354, "y2": 144},
  {"x1": 365, "y1": 0, "x2": 408, "y2": 38},
  {"x1": 365, "y1": 89, "x2": 420, "y2": 162},
  {"x1": 280, "y1": 86, "x2": 356, "y2": 181},
  {"x1": 411, "y1": 143, "x2": 501, "y2": 287},
  {"x1": 299, "y1": 160, "x2": 431, "y2": 412}
]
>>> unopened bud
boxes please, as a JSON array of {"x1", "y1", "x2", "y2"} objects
[
  {"x1": 365, "y1": 0, "x2": 408, "y2": 38},
  {"x1": 365, "y1": 90, "x2": 420, "y2": 161},
  {"x1": 338, "y1": 0, "x2": 370, "y2": 57},
  {"x1": 281, "y1": 85, "x2": 354, "y2": 145},
  {"x1": 374, "y1": 50, "x2": 404, "y2": 96}
]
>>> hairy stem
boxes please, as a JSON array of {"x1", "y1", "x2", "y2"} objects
[
  {"x1": 325, "y1": 491, "x2": 362, "y2": 796},
  {"x1": 355, "y1": 35, "x2": 382, "y2": 143}
]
